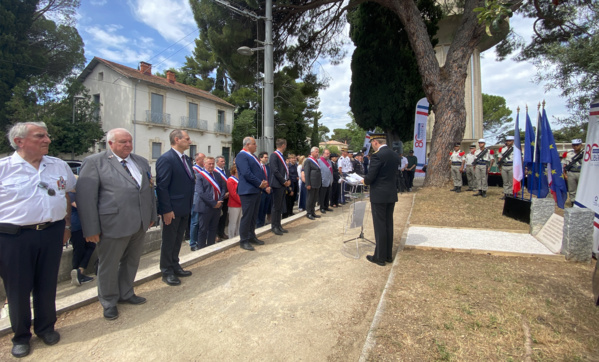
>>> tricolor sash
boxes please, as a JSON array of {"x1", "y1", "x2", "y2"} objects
[
  {"x1": 319, "y1": 157, "x2": 332, "y2": 174},
  {"x1": 308, "y1": 156, "x2": 319, "y2": 168},
  {"x1": 200, "y1": 170, "x2": 221, "y2": 200},
  {"x1": 275, "y1": 150, "x2": 289, "y2": 179},
  {"x1": 193, "y1": 165, "x2": 204, "y2": 174},
  {"x1": 240, "y1": 149, "x2": 262, "y2": 168},
  {"x1": 215, "y1": 167, "x2": 228, "y2": 182}
]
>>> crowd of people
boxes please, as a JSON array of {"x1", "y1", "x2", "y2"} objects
[
  {"x1": 0, "y1": 122, "x2": 401, "y2": 358},
  {"x1": 447, "y1": 137, "x2": 583, "y2": 203}
]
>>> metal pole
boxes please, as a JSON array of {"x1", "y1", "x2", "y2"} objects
[
  {"x1": 71, "y1": 99, "x2": 76, "y2": 160},
  {"x1": 263, "y1": 0, "x2": 274, "y2": 153}
]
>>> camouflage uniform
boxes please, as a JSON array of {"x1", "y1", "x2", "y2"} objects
[
  {"x1": 562, "y1": 149, "x2": 583, "y2": 202},
  {"x1": 498, "y1": 146, "x2": 514, "y2": 197},
  {"x1": 449, "y1": 150, "x2": 465, "y2": 190},
  {"x1": 464, "y1": 149, "x2": 477, "y2": 191}
]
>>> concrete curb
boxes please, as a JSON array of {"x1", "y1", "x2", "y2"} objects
[
  {"x1": 0, "y1": 211, "x2": 307, "y2": 337},
  {"x1": 359, "y1": 193, "x2": 416, "y2": 362}
]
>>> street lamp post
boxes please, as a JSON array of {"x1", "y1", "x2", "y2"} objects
[
  {"x1": 71, "y1": 95, "x2": 85, "y2": 160},
  {"x1": 235, "y1": 0, "x2": 274, "y2": 154}
]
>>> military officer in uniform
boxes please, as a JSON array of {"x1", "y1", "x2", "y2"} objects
[
  {"x1": 497, "y1": 135, "x2": 515, "y2": 200},
  {"x1": 562, "y1": 139, "x2": 584, "y2": 204},
  {"x1": 449, "y1": 143, "x2": 465, "y2": 193},
  {"x1": 464, "y1": 144, "x2": 477, "y2": 191},
  {"x1": 363, "y1": 134, "x2": 399, "y2": 266},
  {"x1": 472, "y1": 139, "x2": 494, "y2": 198}
]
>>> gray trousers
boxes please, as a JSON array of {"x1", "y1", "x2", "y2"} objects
[
  {"x1": 566, "y1": 171, "x2": 580, "y2": 201},
  {"x1": 96, "y1": 225, "x2": 146, "y2": 309},
  {"x1": 451, "y1": 165, "x2": 462, "y2": 186},
  {"x1": 501, "y1": 166, "x2": 513, "y2": 195},
  {"x1": 465, "y1": 165, "x2": 475, "y2": 188},
  {"x1": 474, "y1": 164, "x2": 488, "y2": 191}
]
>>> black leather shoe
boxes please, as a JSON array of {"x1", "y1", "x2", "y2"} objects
[
  {"x1": 11, "y1": 343, "x2": 30, "y2": 358},
  {"x1": 118, "y1": 295, "x2": 147, "y2": 305},
  {"x1": 306, "y1": 214, "x2": 315, "y2": 220},
  {"x1": 279, "y1": 227, "x2": 289, "y2": 233},
  {"x1": 385, "y1": 257, "x2": 393, "y2": 263},
  {"x1": 103, "y1": 306, "x2": 119, "y2": 320},
  {"x1": 313, "y1": 214, "x2": 321, "y2": 218},
  {"x1": 250, "y1": 238, "x2": 265, "y2": 245},
  {"x1": 162, "y1": 274, "x2": 181, "y2": 286},
  {"x1": 473, "y1": 191, "x2": 482, "y2": 196},
  {"x1": 190, "y1": 245, "x2": 199, "y2": 251},
  {"x1": 366, "y1": 255, "x2": 386, "y2": 266},
  {"x1": 240, "y1": 241, "x2": 255, "y2": 251},
  {"x1": 320, "y1": 209, "x2": 326, "y2": 214},
  {"x1": 39, "y1": 330, "x2": 60, "y2": 345},
  {"x1": 219, "y1": 234, "x2": 229, "y2": 240},
  {"x1": 174, "y1": 269, "x2": 192, "y2": 277},
  {"x1": 271, "y1": 227, "x2": 283, "y2": 235},
  {"x1": 325, "y1": 208, "x2": 333, "y2": 212}
]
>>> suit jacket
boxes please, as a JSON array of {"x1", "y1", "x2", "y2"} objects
[
  {"x1": 236, "y1": 150, "x2": 267, "y2": 195},
  {"x1": 269, "y1": 151, "x2": 288, "y2": 189},
  {"x1": 364, "y1": 145, "x2": 399, "y2": 203},
  {"x1": 156, "y1": 148, "x2": 195, "y2": 216},
  {"x1": 304, "y1": 157, "x2": 322, "y2": 189},
  {"x1": 318, "y1": 157, "x2": 333, "y2": 187},
  {"x1": 76, "y1": 149, "x2": 157, "y2": 239},
  {"x1": 193, "y1": 171, "x2": 225, "y2": 214}
]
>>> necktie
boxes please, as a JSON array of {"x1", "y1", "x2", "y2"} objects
[
  {"x1": 181, "y1": 155, "x2": 192, "y2": 179},
  {"x1": 121, "y1": 160, "x2": 140, "y2": 189}
]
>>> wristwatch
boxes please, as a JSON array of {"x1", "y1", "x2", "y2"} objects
[{"x1": 65, "y1": 225, "x2": 71, "y2": 230}]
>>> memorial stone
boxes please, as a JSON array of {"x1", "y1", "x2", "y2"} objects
[
  {"x1": 562, "y1": 207, "x2": 594, "y2": 262},
  {"x1": 530, "y1": 198, "x2": 555, "y2": 236}
]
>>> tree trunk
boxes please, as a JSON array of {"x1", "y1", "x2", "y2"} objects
[{"x1": 380, "y1": 0, "x2": 485, "y2": 187}]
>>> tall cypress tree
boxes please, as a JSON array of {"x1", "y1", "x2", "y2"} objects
[{"x1": 348, "y1": 0, "x2": 441, "y2": 143}]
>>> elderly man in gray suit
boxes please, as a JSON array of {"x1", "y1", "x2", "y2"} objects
[
  {"x1": 318, "y1": 148, "x2": 334, "y2": 214},
  {"x1": 304, "y1": 147, "x2": 322, "y2": 220},
  {"x1": 77, "y1": 128, "x2": 157, "y2": 320}
]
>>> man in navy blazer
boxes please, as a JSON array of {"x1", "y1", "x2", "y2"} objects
[
  {"x1": 193, "y1": 157, "x2": 225, "y2": 248},
  {"x1": 269, "y1": 139, "x2": 291, "y2": 235},
  {"x1": 236, "y1": 137, "x2": 270, "y2": 251},
  {"x1": 156, "y1": 129, "x2": 195, "y2": 286}
]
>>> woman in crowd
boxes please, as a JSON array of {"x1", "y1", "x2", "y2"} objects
[
  {"x1": 227, "y1": 165, "x2": 242, "y2": 238},
  {"x1": 297, "y1": 155, "x2": 307, "y2": 211}
]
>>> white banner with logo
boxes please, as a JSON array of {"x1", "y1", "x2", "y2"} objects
[
  {"x1": 575, "y1": 99, "x2": 599, "y2": 253},
  {"x1": 413, "y1": 97, "x2": 429, "y2": 176}
]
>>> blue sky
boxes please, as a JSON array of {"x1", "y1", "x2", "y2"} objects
[{"x1": 77, "y1": 1, "x2": 569, "y2": 142}]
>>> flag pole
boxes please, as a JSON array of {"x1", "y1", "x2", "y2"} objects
[
  {"x1": 526, "y1": 104, "x2": 532, "y2": 201},
  {"x1": 534, "y1": 102, "x2": 541, "y2": 198},
  {"x1": 516, "y1": 106, "x2": 522, "y2": 200}
]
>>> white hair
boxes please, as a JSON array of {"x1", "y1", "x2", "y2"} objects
[
  {"x1": 310, "y1": 146, "x2": 319, "y2": 153},
  {"x1": 243, "y1": 137, "x2": 254, "y2": 147},
  {"x1": 106, "y1": 128, "x2": 132, "y2": 142},
  {"x1": 7, "y1": 122, "x2": 47, "y2": 150}
]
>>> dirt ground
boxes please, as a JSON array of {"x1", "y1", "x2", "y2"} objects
[{"x1": 0, "y1": 194, "x2": 413, "y2": 361}]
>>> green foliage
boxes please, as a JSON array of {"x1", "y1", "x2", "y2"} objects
[
  {"x1": 347, "y1": 0, "x2": 442, "y2": 142},
  {"x1": 473, "y1": 0, "x2": 513, "y2": 36},
  {"x1": 482, "y1": 93, "x2": 513, "y2": 138},
  {"x1": 5, "y1": 78, "x2": 104, "y2": 156},
  {"x1": 0, "y1": 0, "x2": 85, "y2": 151},
  {"x1": 232, "y1": 109, "x2": 258, "y2": 153},
  {"x1": 493, "y1": 1, "x2": 598, "y2": 127},
  {"x1": 330, "y1": 112, "x2": 368, "y2": 151}
]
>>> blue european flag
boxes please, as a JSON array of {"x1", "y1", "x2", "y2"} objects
[{"x1": 539, "y1": 109, "x2": 568, "y2": 208}]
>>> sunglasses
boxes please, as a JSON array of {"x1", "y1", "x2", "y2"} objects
[{"x1": 38, "y1": 182, "x2": 56, "y2": 196}]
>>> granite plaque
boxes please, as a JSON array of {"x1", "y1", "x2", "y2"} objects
[{"x1": 534, "y1": 213, "x2": 564, "y2": 254}]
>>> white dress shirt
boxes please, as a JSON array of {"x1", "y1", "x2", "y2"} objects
[
  {"x1": 113, "y1": 154, "x2": 142, "y2": 186},
  {"x1": 0, "y1": 152, "x2": 76, "y2": 225}
]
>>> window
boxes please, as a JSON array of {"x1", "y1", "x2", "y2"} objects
[
  {"x1": 188, "y1": 103, "x2": 198, "y2": 128},
  {"x1": 152, "y1": 142, "x2": 162, "y2": 159},
  {"x1": 98, "y1": 72, "x2": 103, "y2": 81},
  {"x1": 93, "y1": 94, "x2": 100, "y2": 121},
  {"x1": 150, "y1": 93, "x2": 164, "y2": 123},
  {"x1": 189, "y1": 145, "x2": 197, "y2": 158},
  {"x1": 208, "y1": 145, "x2": 211, "y2": 154},
  {"x1": 217, "y1": 110, "x2": 225, "y2": 131}
]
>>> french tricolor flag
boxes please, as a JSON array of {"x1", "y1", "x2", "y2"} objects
[{"x1": 513, "y1": 112, "x2": 524, "y2": 196}]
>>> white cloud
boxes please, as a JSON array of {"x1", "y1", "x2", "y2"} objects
[
  {"x1": 90, "y1": 0, "x2": 108, "y2": 5},
  {"x1": 127, "y1": 0, "x2": 197, "y2": 45},
  {"x1": 83, "y1": 25, "x2": 153, "y2": 65}
]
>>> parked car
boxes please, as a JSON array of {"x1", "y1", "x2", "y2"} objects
[{"x1": 65, "y1": 160, "x2": 83, "y2": 175}]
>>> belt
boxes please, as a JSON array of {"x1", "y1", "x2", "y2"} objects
[
  {"x1": 568, "y1": 170, "x2": 580, "y2": 173},
  {"x1": 22, "y1": 221, "x2": 57, "y2": 230},
  {"x1": 451, "y1": 162, "x2": 462, "y2": 165},
  {"x1": 503, "y1": 162, "x2": 513, "y2": 165},
  {"x1": 0, "y1": 221, "x2": 57, "y2": 235},
  {"x1": 476, "y1": 162, "x2": 487, "y2": 165}
]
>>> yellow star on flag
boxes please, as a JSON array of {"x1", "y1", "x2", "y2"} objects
[{"x1": 551, "y1": 169, "x2": 556, "y2": 174}]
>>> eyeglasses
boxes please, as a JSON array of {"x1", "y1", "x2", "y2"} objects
[{"x1": 38, "y1": 182, "x2": 56, "y2": 196}]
